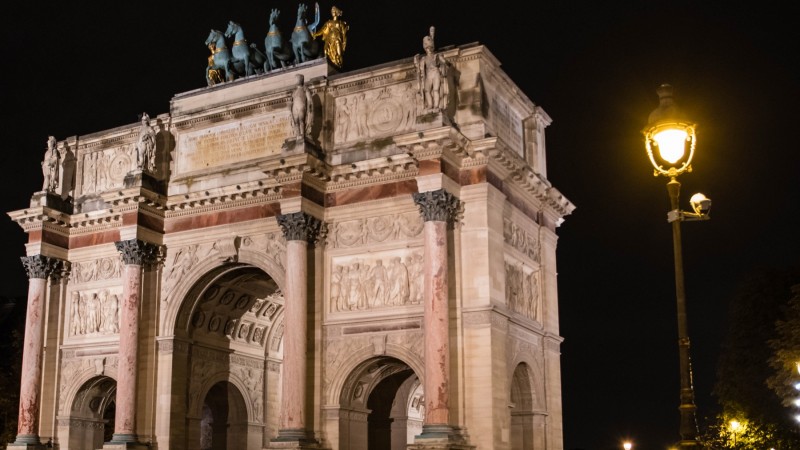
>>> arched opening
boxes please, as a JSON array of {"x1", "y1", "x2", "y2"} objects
[
  {"x1": 199, "y1": 381, "x2": 248, "y2": 450},
  {"x1": 174, "y1": 263, "x2": 285, "y2": 449},
  {"x1": 510, "y1": 363, "x2": 535, "y2": 450},
  {"x1": 339, "y1": 356, "x2": 423, "y2": 450},
  {"x1": 68, "y1": 376, "x2": 116, "y2": 450}
]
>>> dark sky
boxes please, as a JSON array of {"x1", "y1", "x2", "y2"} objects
[{"x1": 2, "y1": 2, "x2": 797, "y2": 449}]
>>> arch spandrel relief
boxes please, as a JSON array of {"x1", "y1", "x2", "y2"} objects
[
  {"x1": 329, "y1": 248, "x2": 424, "y2": 314},
  {"x1": 58, "y1": 356, "x2": 118, "y2": 415}
]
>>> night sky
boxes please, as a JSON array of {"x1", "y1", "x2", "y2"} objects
[{"x1": 2, "y1": 2, "x2": 797, "y2": 449}]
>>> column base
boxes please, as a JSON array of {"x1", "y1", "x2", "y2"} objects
[
  {"x1": 102, "y1": 434, "x2": 149, "y2": 450},
  {"x1": 268, "y1": 428, "x2": 325, "y2": 449},
  {"x1": 7, "y1": 434, "x2": 47, "y2": 449},
  {"x1": 408, "y1": 425, "x2": 475, "y2": 450}
]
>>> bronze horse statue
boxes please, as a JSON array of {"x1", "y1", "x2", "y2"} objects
[
  {"x1": 264, "y1": 8, "x2": 293, "y2": 71},
  {"x1": 224, "y1": 21, "x2": 267, "y2": 77},
  {"x1": 291, "y1": 3, "x2": 321, "y2": 64}
]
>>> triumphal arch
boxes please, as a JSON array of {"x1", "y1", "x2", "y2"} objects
[{"x1": 7, "y1": 23, "x2": 574, "y2": 450}]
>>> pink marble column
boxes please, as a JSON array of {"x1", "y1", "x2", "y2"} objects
[
  {"x1": 273, "y1": 212, "x2": 320, "y2": 443},
  {"x1": 13, "y1": 255, "x2": 63, "y2": 446},
  {"x1": 413, "y1": 189, "x2": 461, "y2": 437},
  {"x1": 111, "y1": 239, "x2": 160, "y2": 444}
]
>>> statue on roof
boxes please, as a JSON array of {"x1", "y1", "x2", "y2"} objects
[
  {"x1": 291, "y1": 3, "x2": 321, "y2": 64},
  {"x1": 312, "y1": 5, "x2": 349, "y2": 68},
  {"x1": 41, "y1": 135, "x2": 60, "y2": 193},
  {"x1": 415, "y1": 26, "x2": 448, "y2": 112},
  {"x1": 136, "y1": 113, "x2": 157, "y2": 173}
]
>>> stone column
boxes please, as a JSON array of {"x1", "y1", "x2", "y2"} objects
[
  {"x1": 10, "y1": 255, "x2": 64, "y2": 449},
  {"x1": 273, "y1": 212, "x2": 320, "y2": 445},
  {"x1": 109, "y1": 239, "x2": 160, "y2": 446},
  {"x1": 412, "y1": 189, "x2": 461, "y2": 437}
]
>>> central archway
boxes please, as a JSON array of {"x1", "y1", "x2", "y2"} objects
[{"x1": 338, "y1": 356, "x2": 424, "y2": 450}]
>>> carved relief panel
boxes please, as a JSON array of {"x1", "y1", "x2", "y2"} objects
[
  {"x1": 334, "y1": 83, "x2": 419, "y2": 145},
  {"x1": 80, "y1": 145, "x2": 135, "y2": 196},
  {"x1": 67, "y1": 287, "x2": 124, "y2": 338},
  {"x1": 504, "y1": 257, "x2": 541, "y2": 322},
  {"x1": 503, "y1": 218, "x2": 541, "y2": 263},
  {"x1": 326, "y1": 212, "x2": 423, "y2": 249},
  {"x1": 329, "y1": 248, "x2": 424, "y2": 313},
  {"x1": 70, "y1": 257, "x2": 123, "y2": 285},
  {"x1": 190, "y1": 288, "x2": 283, "y2": 349}
]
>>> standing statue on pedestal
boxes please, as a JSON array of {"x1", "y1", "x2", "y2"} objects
[
  {"x1": 290, "y1": 74, "x2": 314, "y2": 139},
  {"x1": 415, "y1": 26, "x2": 448, "y2": 112},
  {"x1": 312, "y1": 5, "x2": 349, "y2": 68},
  {"x1": 41, "y1": 135, "x2": 60, "y2": 192},
  {"x1": 136, "y1": 113, "x2": 157, "y2": 173}
]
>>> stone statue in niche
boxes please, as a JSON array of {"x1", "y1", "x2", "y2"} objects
[
  {"x1": 135, "y1": 112, "x2": 157, "y2": 173},
  {"x1": 415, "y1": 26, "x2": 448, "y2": 112},
  {"x1": 41, "y1": 136, "x2": 60, "y2": 193}
]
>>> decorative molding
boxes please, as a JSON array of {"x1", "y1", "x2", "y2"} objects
[
  {"x1": 325, "y1": 212, "x2": 423, "y2": 248},
  {"x1": 71, "y1": 257, "x2": 122, "y2": 284}
]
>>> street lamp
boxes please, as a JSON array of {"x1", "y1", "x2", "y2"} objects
[
  {"x1": 623, "y1": 441, "x2": 633, "y2": 450},
  {"x1": 643, "y1": 84, "x2": 710, "y2": 448}
]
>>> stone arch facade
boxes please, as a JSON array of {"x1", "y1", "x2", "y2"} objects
[{"x1": 9, "y1": 45, "x2": 574, "y2": 450}]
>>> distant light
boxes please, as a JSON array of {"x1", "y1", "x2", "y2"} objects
[
  {"x1": 795, "y1": 382, "x2": 800, "y2": 390},
  {"x1": 729, "y1": 420, "x2": 740, "y2": 431},
  {"x1": 795, "y1": 414, "x2": 800, "y2": 423},
  {"x1": 623, "y1": 442, "x2": 632, "y2": 450},
  {"x1": 653, "y1": 129, "x2": 688, "y2": 164},
  {"x1": 794, "y1": 398, "x2": 800, "y2": 407}
]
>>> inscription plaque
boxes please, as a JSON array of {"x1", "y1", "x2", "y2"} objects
[{"x1": 176, "y1": 114, "x2": 290, "y2": 174}]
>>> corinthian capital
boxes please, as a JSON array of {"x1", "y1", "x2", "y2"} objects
[
  {"x1": 115, "y1": 239, "x2": 163, "y2": 267},
  {"x1": 20, "y1": 254, "x2": 66, "y2": 280},
  {"x1": 412, "y1": 189, "x2": 462, "y2": 225},
  {"x1": 276, "y1": 212, "x2": 322, "y2": 243}
]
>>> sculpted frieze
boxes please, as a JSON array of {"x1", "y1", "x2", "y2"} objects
[
  {"x1": 67, "y1": 288, "x2": 123, "y2": 338},
  {"x1": 334, "y1": 83, "x2": 417, "y2": 145},
  {"x1": 80, "y1": 145, "x2": 135, "y2": 196},
  {"x1": 326, "y1": 211, "x2": 423, "y2": 248},
  {"x1": 504, "y1": 258, "x2": 541, "y2": 322},
  {"x1": 503, "y1": 218, "x2": 541, "y2": 263},
  {"x1": 70, "y1": 257, "x2": 122, "y2": 284},
  {"x1": 330, "y1": 249, "x2": 423, "y2": 313}
]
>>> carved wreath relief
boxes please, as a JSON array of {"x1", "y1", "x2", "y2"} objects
[
  {"x1": 70, "y1": 257, "x2": 122, "y2": 284},
  {"x1": 80, "y1": 146, "x2": 135, "y2": 196},
  {"x1": 330, "y1": 249, "x2": 423, "y2": 313},
  {"x1": 68, "y1": 288, "x2": 123, "y2": 337},
  {"x1": 326, "y1": 212, "x2": 423, "y2": 248},
  {"x1": 335, "y1": 83, "x2": 418, "y2": 144}
]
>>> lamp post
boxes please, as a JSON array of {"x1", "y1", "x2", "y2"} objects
[{"x1": 643, "y1": 84, "x2": 711, "y2": 448}]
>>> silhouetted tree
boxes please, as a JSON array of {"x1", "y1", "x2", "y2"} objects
[
  {"x1": 701, "y1": 267, "x2": 800, "y2": 448},
  {"x1": 0, "y1": 297, "x2": 24, "y2": 446}
]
